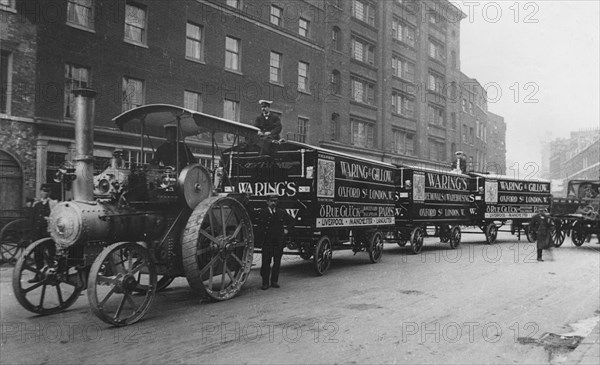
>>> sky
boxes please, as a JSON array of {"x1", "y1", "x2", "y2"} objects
[{"x1": 458, "y1": 0, "x2": 600, "y2": 177}]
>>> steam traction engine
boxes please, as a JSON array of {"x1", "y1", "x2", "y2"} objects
[{"x1": 12, "y1": 90, "x2": 257, "y2": 326}]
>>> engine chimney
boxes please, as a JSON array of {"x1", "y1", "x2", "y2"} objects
[{"x1": 72, "y1": 88, "x2": 97, "y2": 201}]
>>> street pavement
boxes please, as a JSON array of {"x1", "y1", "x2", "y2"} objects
[{"x1": 0, "y1": 230, "x2": 598, "y2": 364}]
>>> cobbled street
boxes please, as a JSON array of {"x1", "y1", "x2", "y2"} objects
[{"x1": 1, "y1": 231, "x2": 599, "y2": 364}]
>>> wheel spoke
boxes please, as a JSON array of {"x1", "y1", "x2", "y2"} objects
[
  {"x1": 220, "y1": 260, "x2": 226, "y2": 291},
  {"x1": 56, "y1": 283, "x2": 64, "y2": 306},
  {"x1": 230, "y1": 252, "x2": 244, "y2": 267},
  {"x1": 23, "y1": 281, "x2": 44, "y2": 293},
  {"x1": 99, "y1": 286, "x2": 117, "y2": 308},
  {"x1": 114, "y1": 295, "x2": 127, "y2": 320},
  {"x1": 199, "y1": 229, "x2": 221, "y2": 246},
  {"x1": 198, "y1": 254, "x2": 221, "y2": 277},
  {"x1": 124, "y1": 292, "x2": 137, "y2": 309},
  {"x1": 39, "y1": 284, "x2": 47, "y2": 308},
  {"x1": 220, "y1": 205, "x2": 227, "y2": 238},
  {"x1": 97, "y1": 275, "x2": 119, "y2": 285}
]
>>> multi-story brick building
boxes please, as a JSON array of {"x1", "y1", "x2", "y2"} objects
[{"x1": 1, "y1": 0, "x2": 507, "y2": 220}]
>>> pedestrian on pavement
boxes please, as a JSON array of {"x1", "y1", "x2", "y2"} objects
[
  {"x1": 30, "y1": 185, "x2": 58, "y2": 282},
  {"x1": 257, "y1": 193, "x2": 295, "y2": 290},
  {"x1": 531, "y1": 209, "x2": 553, "y2": 262},
  {"x1": 253, "y1": 100, "x2": 282, "y2": 155}
]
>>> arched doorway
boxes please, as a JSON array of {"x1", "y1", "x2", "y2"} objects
[{"x1": 0, "y1": 150, "x2": 23, "y2": 229}]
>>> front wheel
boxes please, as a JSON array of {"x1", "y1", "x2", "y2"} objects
[
  {"x1": 313, "y1": 236, "x2": 332, "y2": 276},
  {"x1": 410, "y1": 227, "x2": 424, "y2": 254},
  {"x1": 449, "y1": 226, "x2": 461, "y2": 249},
  {"x1": 368, "y1": 231, "x2": 383, "y2": 263},
  {"x1": 571, "y1": 221, "x2": 586, "y2": 246},
  {"x1": 13, "y1": 238, "x2": 83, "y2": 315},
  {"x1": 485, "y1": 223, "x2": 498, "y2": 244},
  {"x1": 551, "y1": 219, "x2": 566, "y2": 247},
  {"x1": 88, "y1": 242, "x2": 157, "y2": 326}
]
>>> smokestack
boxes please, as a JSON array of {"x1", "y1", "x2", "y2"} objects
[{"x1": 72, "y1": 88, "x2": 97, "y2": 201}]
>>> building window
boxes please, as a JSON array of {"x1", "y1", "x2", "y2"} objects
[
  {"x1": 476, "y1": 120, "x2": 480, "y2": 139},
  {"x1": 0, "y1": 51, "x2": 11, "y2": 114},
  {"x1": 392, "y1": 55, "x2": 414, "y2": 81},
  {"x1": 351, "y1": 119, "x2": 374, "y2": 148},
  {"x1": 122, "y1": 77, "x2": 144, "y2": 111},
  {"x1": 67, "y1": 0, "x2": 94, "y2": 29},
  {"x1": 451, "y1": 112, "x2": 457, "y2": 130},
  {"x1": 299, "y1": 18, "x2": 309, "y2": 37},
  {"x1": 295, "y1": 117, "x2": 309, "y2": 143},
  {"x1": 223, "y1": 99, "x2": 240, "y2": 121},
  {"x1": 226, "y1": 0, "x2": 239, "y2": 8},
  {"x1": 392, "y1": 130, "x2": 414, "y2": 156},
  {"x1": 351, "y1": 77, "x2": 375, "y2": 105},
  {"x1": 270, "y1": 51, "x2": 282, "y2": 83},
  {"x1": 428, "y1": 38, "x2": 445, "y2": 63},
  {"x1": 352, "y1": 37, "x2": 375, "y2": 65},
  {"x1": 469, "y1": 127, "x2": 474, "y2": 144},
  {"x1": 392, "y1": 19, "x2": 415, "y2": 46},
  {"x1": 428, "y1": 139, "x2": 446, "y2": 161},
  {"x1": 461, "y1": 99, "x2": 467, "y2": 112},
  {"x1": 469, "y1": 101, "x2": 474, "y2": 115},
  {"x1": 64, "y1": 63, "x2": 91, "y2": 118},
  {"x1": 392, "y1": 91, "x2": 414, "y2": 118},
  {"x1": 451, "y1": 50, "x2": 457, "y2": 69},
  {"x1": 352, "y1": 0, "x2": 375, "y2": 26},
  {"x1": 330, "y1": 70, "x2": 341, "y2": 95},
  {"x1": 270, "y1": 5, "x2": 283, "y2": 26},
  {"x1": 298, "y1": 61, "x2": 309, "y2": 92},
  {"x1": 428, "y1": 72, "x2": 444, "y2": 94},
  {"x1": 184, "y1": 90, "x2": 202, "y2": 111},
  {"x1": 462, "y1": 124, "x2": 467, "y2": 143},
  {"x1": 428, "y1": 104, "x2": 445, "y2": 126},
  {"x1": 124, "y1": 4, "x2": 147, "y2": 45},
  {"x1": 330, "y1": 113, "x2": 340, "y2": 141},
  {"x1": 332, "y1": 27, "x2": 342, "y2": 51},
  {"x1": 186, "y1": 22, "x2": 203, "y2": 61},
  {"x1": 225, "y1": 36, "x2": 241, "y2": 71}
]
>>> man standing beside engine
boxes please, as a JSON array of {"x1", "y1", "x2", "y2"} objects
[
  {"x1": 257, "y1": 193, "x2": 295, "y2": 290},
  {"x1": 29, "y1": 185, "x2": 58, "y2": 282}
]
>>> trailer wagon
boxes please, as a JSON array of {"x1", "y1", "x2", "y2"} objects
[{"x1": 222, "y1": 141, "x2": 396, "y2": 275}]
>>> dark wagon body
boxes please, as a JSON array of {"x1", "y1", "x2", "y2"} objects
[
  {"x1": 222, "y1": 141, "x2": 396, "y2": 275},
  {"x1": 469, "y1": 173, "x2": 552, "y2": 243},
  {"x1": 549, "y1": 179, "x2": 600, "y2": 247},
  {"x1": 393, "y1": 165, "x2": 473, "y2": 253}
]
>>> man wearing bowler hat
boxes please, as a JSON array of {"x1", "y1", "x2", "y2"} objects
[
  {"x1": 257, "y1": 193, "x2": 295, "y2": 290},
  {"x1": 450, "y1": 151, "x2": 467, "y2": 174},
  {"x1": 29, "y1": 184, "x2": 58, "y2": 282},
  {"x1": 254, "y1": 100, "x2": 282, "y2": 155},
  {"x1": 151, "y1": 124, "x2": 195, "y2": 170}
]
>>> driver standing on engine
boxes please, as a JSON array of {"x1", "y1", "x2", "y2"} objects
[{"x1": 151, "y1": 124, "x2": 195, "y2": 170}]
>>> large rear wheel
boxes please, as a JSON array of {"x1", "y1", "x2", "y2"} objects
[
  {"x1": 551, "y1": 219, "x2": 566, "y2": 247},
  {"x1": 571, "y1": 221, "x2": 586, "y2": 246},
  {"x1": 182, "y1": 196, "x2": 254, "y2": 301},
  {"x1": 449, "y1": 226, "x2": 461, "y2": 249}
]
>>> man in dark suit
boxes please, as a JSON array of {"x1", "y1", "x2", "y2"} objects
[
  {"x1": 450, "y1": 151, "x2": 467, "y2": 174},
  {"x1": 151, "y1": 124, "x2": 195, "y2": 170},
  {"x1": 254, "y1": 100, "x2": 282, "y2": 155},
  {"x1": 258, "y1": 193, "x2": 295, "y2": 290},
  {"x1": 531, "y1": 209, "x2": 553, "y2": 262}
]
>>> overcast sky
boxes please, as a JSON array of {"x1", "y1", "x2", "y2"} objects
[{"x1": 458, "y1": 0, "x2": 599, "y2": 177}]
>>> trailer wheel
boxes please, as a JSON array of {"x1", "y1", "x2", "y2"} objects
[
  {"x1": 313, "y1": 236, "x2": 332, "y2": 276},
  {"x1": 551, "y1": 219, "x2": 566, "y2": 247},
  {"x1": 571, "y1": 221, "x2": 586, "y2": 246},
  {"x1": 88, "y1": 242, "x2": 156, "y2": 326},
  {"x1": 485, "y1": 223, "x2": 498, "y2": 244},
  {"x1": 449, "y1": 226, "x2": 461, "y2": 249},
  {"x1": 439, "y1": 225, "x2": 450, "y2": 243},
  {"x1": 368, "y1": 231, "x2": 383, "y2": 263},
  {"x1": 410, "y1": 227, "x2": 424, "y2": 254},
  {"x1": 182, "y1": 196, "x2": 254, "y2": 301},
  {"x1": 13, "y1": 238, "x2": 83, "y2": 315}
]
